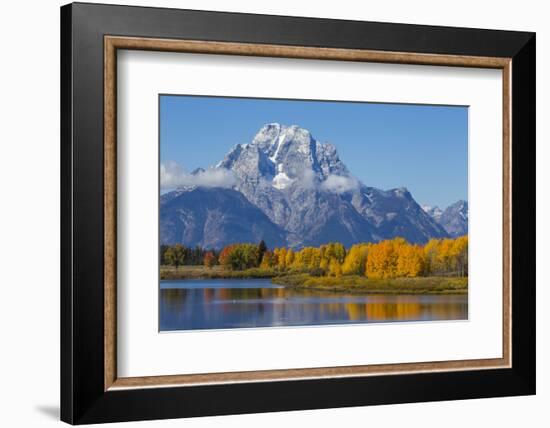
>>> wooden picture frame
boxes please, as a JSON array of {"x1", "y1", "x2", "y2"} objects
[{"x1": 61, "y1": 2, "x2": 535, "y2": 424}]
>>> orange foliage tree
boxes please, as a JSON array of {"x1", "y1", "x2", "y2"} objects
[
  {"x1": 365, "y1": 239, "x2": 401, "y2": 278},
  {"x1": 396, "y1": 244, "x2": 425, "y2": 277},
  {"x1": 218, "y1": 244, "x2": 236, "y2": 268},
  {"x1": 203, "y1": 251, "x2": 217, "y2": 268}
]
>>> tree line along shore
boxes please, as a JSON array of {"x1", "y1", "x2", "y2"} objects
[{"x1": 160, "y1": 236, "x2": 468, "y2": 294}]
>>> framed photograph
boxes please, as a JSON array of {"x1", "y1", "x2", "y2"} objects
[{"x1": 61, "y1": 2, "x2": 535, "y2": 424}]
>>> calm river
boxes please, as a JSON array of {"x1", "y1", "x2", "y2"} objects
[{"x1": 160, "y1": 279, "x2": 468, "y2": 331}]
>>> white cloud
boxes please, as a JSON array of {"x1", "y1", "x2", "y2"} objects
[
  {"x1": 299, "y1": 169, "x2": 317, "y2": 190},
  {"x1": 160, "y1": 161, "x2": 236, "y2": 190},
  {"x1": 320, "y1": 174, "x2": 359, "y2": 194}
]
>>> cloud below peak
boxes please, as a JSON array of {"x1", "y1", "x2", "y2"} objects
[
  {"x1": 161, "y1": 161, "x2": 236, "y2": 190},
  {"x1": 320, "y1": 174, "x2": 359, "y2": 194}
]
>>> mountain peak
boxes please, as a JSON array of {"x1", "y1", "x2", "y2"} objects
[
  {"x1": 255, "y1": 122, "x2": 301, "y2": 134},
  {"x1": 423, "y1": 200, "x2": 468, "y2": 237},
  {"x1": 393, "y1": 186, "x2": 409, "y2": 194},
  {"x1": 391, "y1": 187, "x2": 413, "y2": 200},
  {"x1": 217, "y1": 123, "x2": 349, "y2": 191},
  {"x1": 162, "y1": 123, "x2": 457, "y2": 247},
  {"x1": 422, "y1": 205, "x2": 443, "y2": 222},
  {"x1": 251, "y1": 123, "x2": 312, "y2": 154},
  {"x1": 452, "y1": 199, "x2": 468, "y2": 209},
  {"x1": 190, "y1": 167, "x2": 205, "y2": 176}
]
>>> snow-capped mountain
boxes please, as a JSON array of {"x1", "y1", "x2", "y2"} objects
[
  {"x1": 161, "y1": 123, "x2": 451, "y2": 249},
  {"x1": 421, "y1": 205, "x2": 443, "y2": 222},
  {"x1": 439, "y1": 200, "x2": 468, "y2": 237},
  {"x1": 423, "y1": 200, "x2": 468, "y2": 237}
]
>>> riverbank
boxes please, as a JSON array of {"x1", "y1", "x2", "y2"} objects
[
  {"x1": 272, "y1": 274, "x2": 468, "y2": 294},
  {"x1": 160, "y1": 266, "x2": 467, "y2": 294},
  {"x1": 160, "y1": 265, "x2": 279, "y2": 280}
]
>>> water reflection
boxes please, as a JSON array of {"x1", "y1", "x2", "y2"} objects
[{"x1": 160, "y1": 279, "x2": 468, "y2": 331}]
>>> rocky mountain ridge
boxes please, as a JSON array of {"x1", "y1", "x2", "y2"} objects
[{"x1": 161, "y1": 123, "x2": 465, "y2": 249}]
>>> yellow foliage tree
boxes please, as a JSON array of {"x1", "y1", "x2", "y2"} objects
[
  {"x1": 437, "y1": 239, "x2": 455, "y2": 274},
  {"x1": 396, "y1": 244, "x2": 424, "y2": 277},
  {"x1": 309, "y1": 247, "x2": 321, "y2": 269},
  {"x1": 328, "y1": 257, "x2": 342, "y2": 277},
  {"x1": 423, "y1": 239, "x2": 441, "y2": 275},
  {"x1": 291, "y1": 250, "x2": 302, "y2": 269},
  {"x1": 365, "y1": 239, "x2": 399, "y2": 278},
  {"x1": 260, "y1": 251, "x2": 275, "y2": 269},
  {"x1": 229, "y1": 235, "x2": 467, "y2": 278},
  {"x1": 285, "y1": 248, "x2": 295, "y2": 268},
  {"x1": 451, "y1": 235, "x2": 468, "y2": 277},
  {"x1": 319, "y1": 257, "x2": 329, "y2": 273},
  {"x1": 275, "y1": 247, "x2": 287, "y2": 270},
  {"x1": 342, "y1": 244, "x2": 370, "y2": 275},
  {"x1": 422, "y1": 236, "x2": 468, "y2": 276}
]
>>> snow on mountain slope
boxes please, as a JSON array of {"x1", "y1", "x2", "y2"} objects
[
  {"x1": 423, "y1": 200, "x2": 468, "y2": 237},
  {"x1": 162, "y1": 123, "x2": 453, "y2": 248}
]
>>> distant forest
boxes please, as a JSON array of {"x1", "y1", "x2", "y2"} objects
[{"x1": 160, "y1": 236, "x2": 468, "y2": 279}]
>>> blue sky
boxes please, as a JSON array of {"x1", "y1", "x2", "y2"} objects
[{"x1": 160, "y1": 95, "x2": 468, "y2": 209}]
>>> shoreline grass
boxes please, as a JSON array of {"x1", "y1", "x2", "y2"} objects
[
  {"x1": 160, "y1": 265, "x2": 280, "y2": 280},
  {"x1": 161, "y1": 265, "x2": 467, "y2": 294},
  {"x1": 271, "y1": 274, "x2": 467, "y2": 295}
]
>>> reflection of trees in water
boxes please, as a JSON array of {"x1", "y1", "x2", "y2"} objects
[
  {"x1": 363, "y1": 300, "x2": 422, "y2": 321},
  {"x1": 319, "y1": 302, "x2": 348, "y2": 319},
  {"x1": 161, "y1": 285, "x2": 468, "y2": 330},
  {"x1": 203, "y1": 288, "x2": 215, "y2": 302},
  {"x1": 293, "y1": 294, "x2": 470, "y2": 322},
  {"x1": 215, "y1": 288, "x2": 467, "y2": 322},
  {"x1": 346, "y1": 303, "x2": 368, "y2": 321},
  {"x1": 161, "y1": 289, "x2": 188, "y2": 313},
  {"x1": 345, "y1": 296, "x2": 467, "y2": 321},
  {"x1": 421, "y1": 301, "x2": 467, "y2": 320},
  {"x1": 216, "y1": 287, "x2": 269, "y2": 300}
]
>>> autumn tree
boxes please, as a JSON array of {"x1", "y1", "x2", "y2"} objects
[
  {"x1": 322, "y1": 242, "x2": 346, "y2": 264},
  {"x1": 292, "y1": 247, "x2": 321, "y2": 270},
  {"x1": 291, "y1": 249, "x2": 303, "y2": 269},
  {"x1": 316, "y1": 243, "x2": 345, "y2": 274},
  {"x1": 274, "y1": 247, "x2": 288, "y2": 270},
  {"x1": 319, "y1": 256, "x2": 329, "y2": 273},
  {"x1": 228, "y1": 247, "x2": 247, "y2": 270},
  {"x1": 396, "y1": 244, "x2": 424, "y2": 277},
  {"x1": 260, "y1": 251, "x2": 276, "y2": 269},
  {"x1": 239, "y1": 244, "x2": 260, "y2": 270},
  {"x1": 437, "y1": 238, "x2": 455, "y2": 274},
  {"x1": 423, "y1": 239, "x2": 441, "y2": 275},
  {"x1": 451, "y1": 235, "x2": 468, "y2": 277},
  {"x1": 164, "y1": 244, "x2": 186, "y2": 269},
  {"x1": 365, "y1": 239, "x2": 401, "y2": 278},
  {"x1": 309, "y1": 247, "x2": 322, "y2": 269},
  {"x1": 219, "y1": 243, "x2": 260, "y2": 270},
  {"x1": 203, "y1": 251, "x2": 217, "y2": 268},
  {"x1": 342, "y1": 244, "x2": 370, "y2": 275},
  {"x1": 285, "y1": 248, "x2": 295, "y2": 268},
  {"x1": 422, "y1": 236, "x2": 468, "y2": 277},
  {"x1": 212, "y1": 235, "x2": 467, "y2": 277},
  {"x1": 160, "y1": 245, "x2": 170, "y2": 265},
  {"x1": 328, "y1": 257, "x2": 342, "y2": 277},
  {"x1": 218, "y1": 244, "x2": 236, "y2": 268}
]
